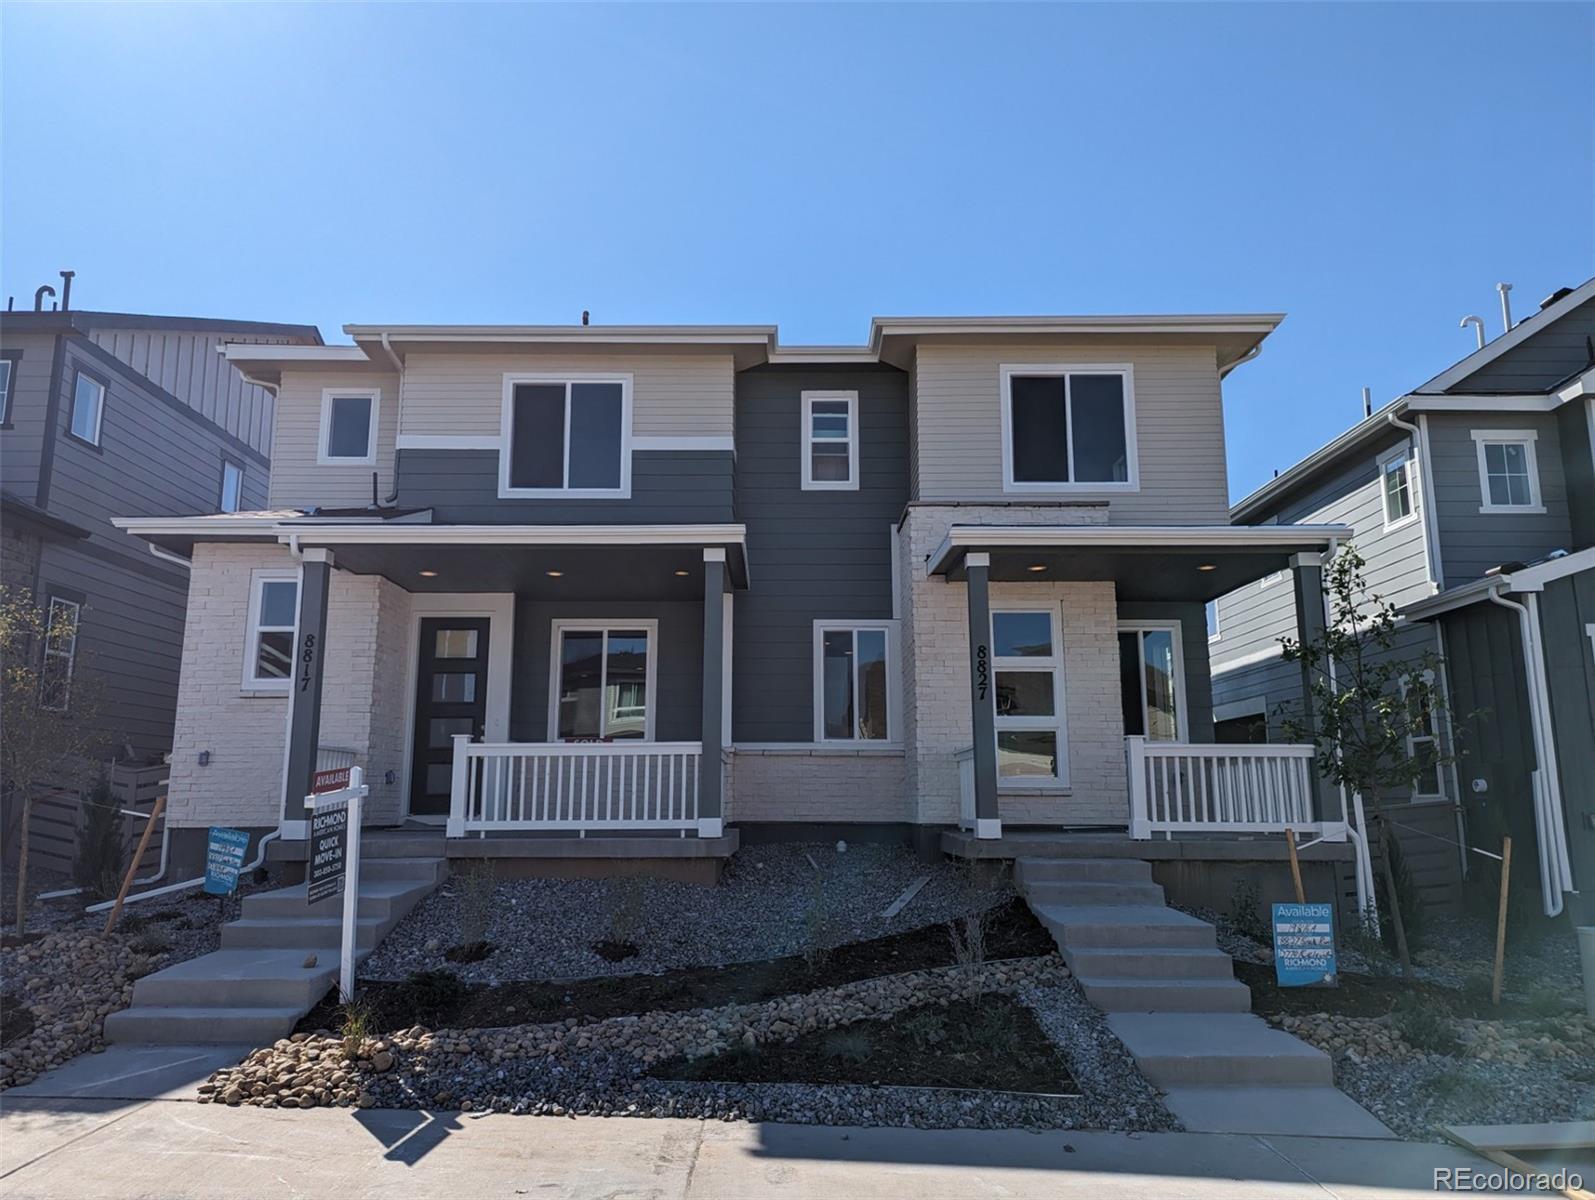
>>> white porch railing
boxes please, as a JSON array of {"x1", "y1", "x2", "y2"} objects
[
  {"x1": 1125, "y1": 736, "x2": 1341, "y2": 840},
  {"x1": 447, "y1": 737, "x2": 703, "y2": 837}
]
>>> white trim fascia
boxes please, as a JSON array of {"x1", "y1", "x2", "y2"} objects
[
  {"x1": 925, "y1": 523, "x2": 1351, "y2": 576},
  {"x1": 1414, "y1": 278, "x2": 1595, "y2": 394},
  {"x1": 1471, "y1": 428, "x2": 1545, "y2": 514},
  {"x1": 395, "y1": 433, "x2": 502, "y2": 451},
  {"x1": 811, "y1": 618, "x2": 901, "y2": 744},
  {"x1": 998, "y1": 363, "x2": 1140, "y2": 494},
  {"x1": 766, "y1": 347, "x2": 879, "y2": 365},
  {"x1": 633, "y1": 435, "x2": 735, "y2": 452},
  {"x1": 1210, "y1": 642, "x2": 1286, "y2": 674},
  {"x1": 801, "y1": 391, "x2": 860, "y2": 491},
  {"x1": 546, "y1": 619, "x2": 660, "y2": 742},
  {"x1": 1556, "y1": 366, "x2": 1595, "y2": 403},
  {"x1": 317, "y1": 387, "x2": 380, "y2": 466},
  {"x1": 1401, "y1": 546, "x2": 1595, "y2": 620},
  {"x1": 1415, "y1": 414, "x2": 1445, "y2": 590},
  {"x1": 1405, "y1": 395, "x2": 1561, "y2": 413},
  {"x1": 223, "y1": 344, "x2": 370, "y2": 364},
  {"x1": 1116, "y1": 619, "x2": 1190, "y2": 742},
  {"x1": 1377, "y1": 442, "x2": 1420, "y2": 532},
  {"x1": 889, "y1": 523, "x2": 902, "y2": 620},
  {"x1": 498, "y1": 372, "x2": 634, "y2": 500},
  {"x1": 871, "y1": 313, "x2": 1284, "y2": 341},
  {"x1": 721, "y1": 597, "x2": 733, "y2": 747},
  {"x1": 399, "y1": 593, "x2": 514, "y2": 816},
  {"x1": 280, "y1": 522, "x2": 748, "y2": 547},
  {"x1": 346, "y1": 324, "x2": 776, "y2": 346}
]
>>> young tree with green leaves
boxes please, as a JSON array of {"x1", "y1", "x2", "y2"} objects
[
  {"x1": 1, "y1": 585, "x2": 107, "y2": 935},
  {"x1": 1278, "y1": 546, "x2": 1458, "y2": 979}
]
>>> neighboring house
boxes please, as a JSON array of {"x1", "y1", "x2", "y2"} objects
[
  {"x1": 1210, "y1": 278, "x2": 1595, "y2": 922},
  {"x1": 115, "y1": 312, "x2": 1364, "y2": 903},
  {"x1": 0, "y1": 298, "x2": 321, "y2": 869}
]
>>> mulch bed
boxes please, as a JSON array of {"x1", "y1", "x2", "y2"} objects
[
  {"x1": 1236, "y1": 960, "x2": 1538, "y2": 1020},
  {"x1": 296, "y1": 897, "x2": 1054, "y2": 1034},
  {"x1": 650, "y1": 994, "x2": 1078, "y2": 1094}
]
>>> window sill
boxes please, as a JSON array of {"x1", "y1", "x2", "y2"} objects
[
  {"x1": 1383, "y1": 512, "x2": 1420, "y2": 532},
  {"x1": 316, "y1": 456, "x2": 378, "y2": 468},
  {"x1": 64, "y1": 431, "x2": 103, "y2": 453},
  {"x1": 1002, "y1": 481, "x2": 1139, "y2": 494},
  {"x1": 240, "y1": 686, "x2": 290, "y2": 699},
  {"x1": 800, "y1": 482, "x2": 860, "y2": 493},
  {"x1": 498, "y1": 488, "x2": 633, "y2": 500},
  {"x1": 738, "y1": 742, "x2": 903, "y2": 756},
  {"x1": 999, "y1": 780, "x2": 1073, "y2": 794},
  {"x1": 1478, "y1": 504, "x2": 1546, "y2": 515}
]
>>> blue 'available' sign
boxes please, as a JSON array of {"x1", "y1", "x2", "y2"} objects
[
  {"x1": 204, "y1": 827, "x2": 251, "y2": 895},
  {"x1": 1272, "y1": 902, "x2": 1337, "y2": 987}
]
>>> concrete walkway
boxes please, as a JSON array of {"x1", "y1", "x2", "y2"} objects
[{"x1": 1, "y1": 1097, "x2": 1568, "y2": 1199}]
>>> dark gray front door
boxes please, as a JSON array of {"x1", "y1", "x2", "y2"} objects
[{"x1": 409, "y1": 618, "x2": 490, "y2": 817}]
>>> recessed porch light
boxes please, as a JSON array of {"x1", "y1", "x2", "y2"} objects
[
  {"x1": 1026, "y1": 563, "x2": 1047, "y2": 573},
  {"x1": 1197, "y1": 563, "x2": 1218, "y2": 572},
  {"x1": 545, "y1": 569, "x2": 564, "y2": 578},
  {"x1": 418, "y1": 570, "x2": 438, "y2": 578},
  {"x1": 674, "y1": 569, "x2": 690, "y2": 577}
]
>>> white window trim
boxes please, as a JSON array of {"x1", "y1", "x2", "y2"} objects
[
  {"x1": 70, "y1": 371, "x2": 105, "y2": 446},
  {"x1": 1205, "y1": 599, "x2": 1221, "y2": 644},
  {"x1": 1378, "y1": 444, "x2": 1420, "y2": 531},
  {"x1": 220, "y1": 460, "x2": 244, "y2": 514},
  {"x1": 1471, "y1": 428, "x2": 1545, "y2": 514},
  {"x1": 546, "y1": 618, "x2": 659, "y2": 742},
  {"x1": 800, "y1": 391, "x2": 859, "y2": 491},
  {"x1": 811, "y1": 619, "x2": 900, "y2": 744},
  {"x1": 1401, "y1": 670, "x2": 1445, "y2": 799},
  {"x1": 39, "y1": 596, "x2": 80, "y2": 712},
  {"x1": 317, "y1": 387, "x2": 380, "y2": 466},
  {"x1": 1118, "y1": 620, "x2": 1190, "y2": 743},
  {"x1": 242, "y1": 568, "x2": 299, "y2": 695},
  {"x1": 499, "y1": 373, "x2": 634, "y2": 499},
  {"x1": 991, "y1": 603, "x2": 1071, "y2": 790},
  {"x1": 0, "y1": 357, "x2": 14, "y2": 424},
  {"x1": 998, "y1": 363, "x2": 1139, "y2": 494}
]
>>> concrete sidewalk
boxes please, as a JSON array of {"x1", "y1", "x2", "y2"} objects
[{"x1": 4, "y1": 1096, "x2": 1580, "y2": 1199}]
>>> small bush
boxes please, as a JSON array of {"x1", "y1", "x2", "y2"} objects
[
  {"x1": 1228, "y1": 876, "x2": 1268, "y2": 942},
  {"x1": 966, "y1": 1005, "x2": 1030, "y2": 1060},
  {"x1": 454, "y1": 860, "x2": 496, "y2": 947},
  {"x1": 1524, "y1": 986, "x2": 1569, "y2": 1018},
  {"x1": 605, "y1": 877, "x2": 646, "y2": 948},
  {"x1": 820, "y1": 1028, "x2": 874, "y2": 1063},
  {"x1": 947, "y1": 911, "x2": 987, "y2": 966},
  {"x1": 1341, "y1": 913, "x2": 1398, "y2": 977},
  {"x1": 73, "y1": 778, "x2": 126, "y2": 902},
  {"x1": 1378, "y1": 832, "x2": 1426, "y2": 955},
  {"x1": 801, "y1": 866, "x2": 844, "y2": 971},
  {"x1": 127, "y1": 927, "x2": 172, "y2": 956},
  {"x1": 340, "y1": 998, "x2": 372, "y2": 1060},
  {"x1": 1392, "y1": 993, "x2": 1461, "y2": 1055},
  {"x1": 899, "y1": 1008, "x2": 948, "y2": 1050}
]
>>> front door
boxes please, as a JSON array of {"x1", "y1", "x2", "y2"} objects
[{"x1": 409, "y1": 618, "x2": 490, "y2": 817}]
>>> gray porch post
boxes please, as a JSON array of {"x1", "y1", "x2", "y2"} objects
[
  {"x1": 699, "y1": 548, "x2": 726, "y2": 838},
  {"x1": 1290, "y1": 551, "x2": 1329, "y2": 818},
  {"x1": 965, "y1": 552, "x2": 1001, "y2": 839},
  {"x1": 281, "y1": 549, "x2": 333, "y2": 838}
]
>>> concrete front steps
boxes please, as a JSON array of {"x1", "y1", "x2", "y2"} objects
[
  {"x1": 1016, "y1": 856, "x2": 1390, "y2": 1138},
  {"x1": 105, "y1": 855, "x2": 444, "y2": 1046}
]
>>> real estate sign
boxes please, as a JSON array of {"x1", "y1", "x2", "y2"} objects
[
  {"x1": 308, "y1": 797, "x2": 349, "y2": 905},
  {"x1": 1272, "y1": 901, "x2": 1336, "y2": 987},
  {"x1": 203, "y1": 827, "x2": 251, "y2": 895}
]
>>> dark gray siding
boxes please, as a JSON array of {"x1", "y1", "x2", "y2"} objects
[
  {"x1": 1557, "y1": 398, "x2": 1595, "y2": 549},
  {"x1": 0, "y1": 332, "x2": 58, "y2": 503},
  {"x1": 1426, "y1": 412, "x2": 1574, "y2": 588},
  {"x1": 394, "y1": 449, "x2": 735, "y2": 524},
  {"x1": 1454, "y1": 297, "x2": 1595, "y2": 393},
  {"x1": 732, "y1": 365, "x2": 909, "y2": 742},
  {"x1": 1118, "y1": 600, "x2": 1213, "y2": 742},
  {"x1": 509, "y1": 600, "x2": 704, "y2": 743},
  {"x1": 1538, "y1": 567, "x2": 1595, "y2": 921}
]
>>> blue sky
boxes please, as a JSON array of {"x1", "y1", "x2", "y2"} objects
[{"x1": 3, "y1": 2, "x2": 1591, "y2": 501}]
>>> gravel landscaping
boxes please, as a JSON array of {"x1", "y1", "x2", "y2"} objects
[{"x1": 362, "y1": 843, "x2": 1009, "y2": 983}]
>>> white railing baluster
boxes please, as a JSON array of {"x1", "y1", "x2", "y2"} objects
[{"x1": 1120, "y1": 741, "x2": 1338, "y2": 843}]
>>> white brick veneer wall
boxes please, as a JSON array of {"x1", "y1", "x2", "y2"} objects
[
  {"x1": 727, "y1": 749, "x2": 908, "y2": 823},
  {"x1": 895, "y1": 503, "x2": 1129, "y2": 829},
  {"x1": 166, "y1": 544, "x2": 411, "y2": 829}
]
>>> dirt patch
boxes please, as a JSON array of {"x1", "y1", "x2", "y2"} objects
[
  {"x1": 1237, "y1": 960, "x2": 1538, "y2": 1020},
  {"x1": 297, "y1": 898, "x2": 1055, "y2": 1034},
  {"x1": 651, "y1": 994, "x2": 1077, "y2": 1094}
]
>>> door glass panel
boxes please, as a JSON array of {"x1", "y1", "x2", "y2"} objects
[
  {"x1": 998, "y1": 730, "x2": 1057, "y2": 779},
  {"x1": 1141, "y1": 629, "x2": 1179, "y2": 740},
  {"x1": 994, "y1": 670, "x2": 1053, "y2": 717},
  {"x1": 557, "y1": 630, "x2": 604, "y2": 739},
  {"x1": 856, "y1": 629, "x2": 888, "y2": 740},
  {"x1": 604, "y1": 630, "x2": 649, "y2": 739},
  {"x1": 434, "y1": 629, "x2": 479, "y2": 659},
  {"x1": 1118, "y1": 632, "x2": 1145, "y2": 737},
  {"x1": 428, "y1": 716, "x2": 475, "y2": 748},
  {"x1": 821, "y1": 630, "x2": 854, "y2": 739},
  {"x1": 992, "y1": 611, "x2": 1052, "y2": 657},
  {"x1": 431, "y1": 672, "x2": 477, "y2": 703},
  {"x1": 425, "y1": 763, "x2": 454, "y2": 794}
]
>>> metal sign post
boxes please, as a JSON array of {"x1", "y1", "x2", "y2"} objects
[{"x1": 307, "y1": 766, "x2": 366, "y2": 1001}]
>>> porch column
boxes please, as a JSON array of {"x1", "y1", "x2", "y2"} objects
[
  {"x1": 1290, "y1": 551, "x2": 1329, "y2": 819},
  {"x1": 965, "y1": 552, "x2": 1000, "y2": 839},
  {"x1": 699, "y1": 548, "x2": 726, "y2": 838},
  {"x1": 281, "y1": 549, "x2": 333, "y2": 838}
]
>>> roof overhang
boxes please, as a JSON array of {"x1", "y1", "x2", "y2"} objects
[
  {"x1": 1, "y1": 492, "x2": 91, "y2": 541},
  {"x1": 926, "y1": 523, "x2": 1350, "y2": 601},
  {"x1": 219, "y1": 343, "x2": 377, "y2": 384},
  {"x1": 1402, "y1": 547, "x2": 1595, "y2": 621},
  {"x1": 342, "y1": 325, "x2": 778, "y2": 371}
]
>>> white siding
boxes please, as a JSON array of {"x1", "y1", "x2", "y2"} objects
[
  {"x1": 267, "y1": 370, "x2": 401, "y2": 509},
  {"x1": 910, "y1": 341, "x2": 1231, "y2": 523},
  {"x1": 398, "y1": 352, "x2": 736, "y2": 439}
]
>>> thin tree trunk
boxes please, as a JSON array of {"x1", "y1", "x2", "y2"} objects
[
  {"x1": 1377, "y1": 821, "x2": 1415, "y2": 979},
  {"x1": 13, "y1": 792, "x2": 32, "y2": 937}
]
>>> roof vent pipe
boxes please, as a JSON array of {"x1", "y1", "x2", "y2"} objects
[
  {"x1": 1496, "y1": 282, "x2": 1514, "y2": 333},
  {"x1": 1361, "y1": 387, "x2": 1372, "y2": 418},
  {"x1": 581, "y1": 310, "x2": 590, "y2": 326},
  {"x1": 1460, "y1": 314, "x2": 1485, "y2": 349},
  {"x1": 33, "y1": 284, "x2": 55, "y2": 312},
  {"x1": 59, "y1": 270, "x2": 74, "y2": 312}
]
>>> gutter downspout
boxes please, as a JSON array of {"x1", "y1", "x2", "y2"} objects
[
  {"x1": 380, "y1": 333, "x2": 404, "y2": 505},
  {"x1": 1487, "y1": 586, "x2": 1573, "y2": 916},
  {"x1": 1386, "y1": 408, "x2": 1441, "y2": 593}
]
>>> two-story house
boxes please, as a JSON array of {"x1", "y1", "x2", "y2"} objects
[
  {"x1": 0, "y1": 289, "x2": 320, "y2": 871},
  {"x1": 1210, "y1": 278, "x2": 1595, "y2": 924},
  {"x1": 115, "y1": 312, "x2": 1363, "y2": 906}
]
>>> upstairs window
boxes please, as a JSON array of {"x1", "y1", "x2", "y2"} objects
[
  {"x1": 1471, "y1": 430, "x2": 1543, "y2": 513},
  {"x1": 801, "y1": 391, "x2": 858, "y2": 490},
  {"x1": 39, "y1": 596, "x2": 81, "y2": 712},
  {"x1": 0, "y1": 350, "x2": 18, "y2": 425},
  {"x1": 244, "y1": 572, "x2": 298, "y2": 691},
  {"x1": 501, "y1": 376, "x2": 631, "y2": 497},
  {"x1": 70, "y1": 370, "x2": 105, "y2": 446},
  {"x1": 1380, "y1": 446, "x2": 1417, "y2": 528},
  {"x1": 813, "y1": 621, "x2": 893, "y2": 741},
  {"x1": 1205, "y1": 600, "x2": 1220, "y2": 642},
  {"x1": 319, "y1": 389, "x2": 378, "y2": 464},
  {"x1": 220, "y1": 460, "x2": 244, "y2": 514},
  {"x1": 1001, "y1": 365, "x2": 1136, "y2": 490}
]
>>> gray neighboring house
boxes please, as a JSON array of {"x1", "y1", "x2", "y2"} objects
[
  {"x1": 0, "y1": 298, "x2": 321, "y2": 868},
  {"x1": 1210, "y1": 277, "x2": 1595, "y2": 923}
]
